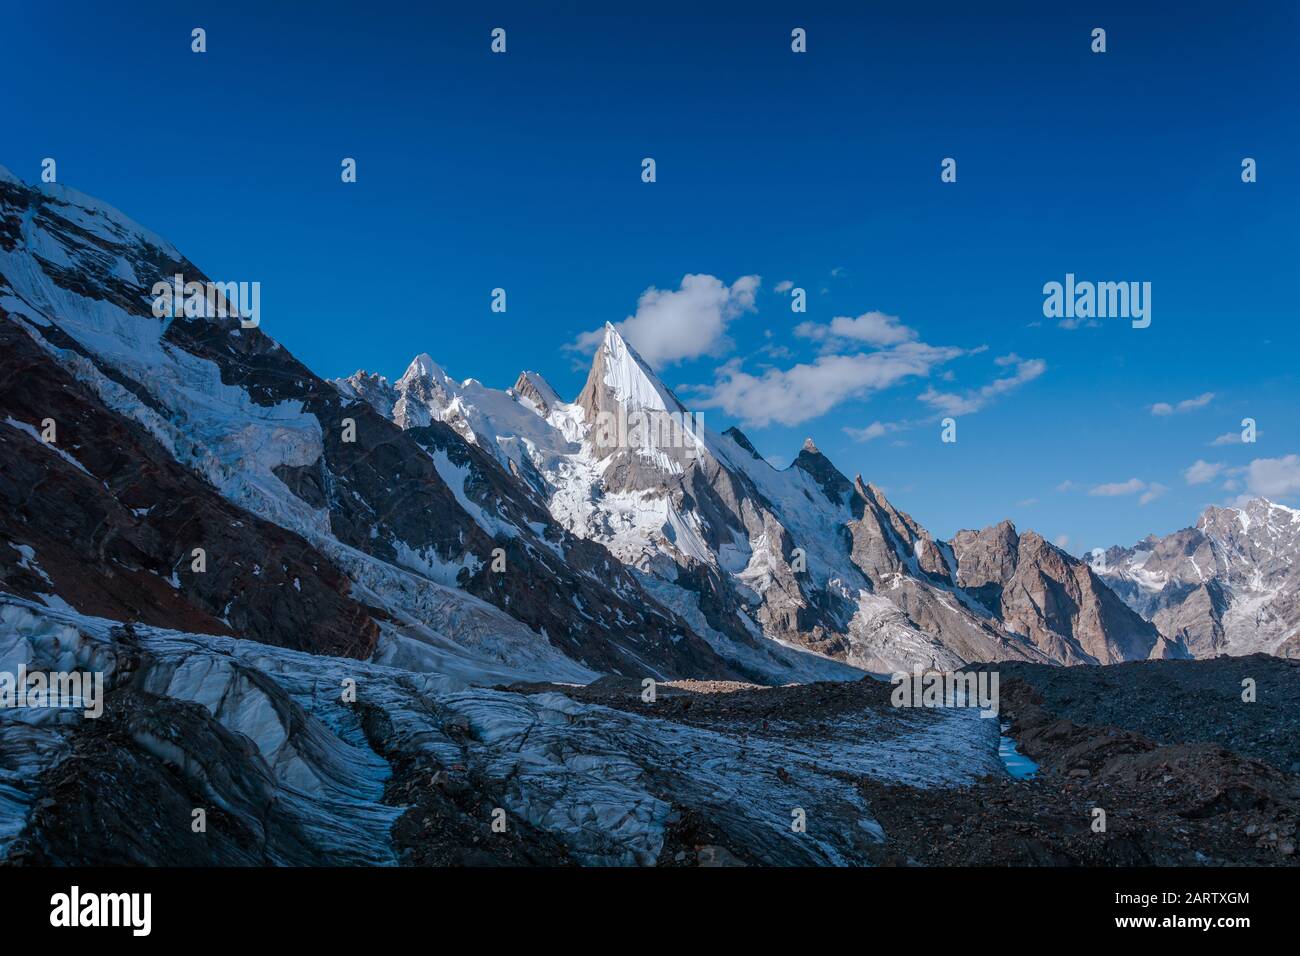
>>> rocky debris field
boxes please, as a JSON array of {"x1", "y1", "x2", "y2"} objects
[
  {"x1": 860, "y1": 658, "x2": 1300, "y2": 866},
  {"x1": 504, "y1": 674, "x2": 937, "y2": 741},
  {"x1": 524, "y1": 656, "x2": 1300, "y2": 866},
  {"x1": 987, "y1": 654, "x2": 1300, "y2": 773}
]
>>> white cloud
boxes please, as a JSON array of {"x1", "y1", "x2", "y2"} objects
[
  {"x1": 1150, "y1": 392, "x2": 1214, "y2": 416},
  {"x1": 844, "y1": 420, "x2": 905, "y2": 443},
  {"x1": 570, "y1": 274, "x2": 759, "y2": 368},
  {"x1": 917, "y1": 357, "x2": 1046, "y2": 416},
  {"x1": 1056, "y1": 480, "x2": 1078, "y2": 492},
  {"x1": 794, "y1": 311, "x2": 918, "y2": 349},
  {"x1": 1054, "y1": 534, "x2": 1070, "y2": 548},
  {"x1": 774, "y1": 280, "x2": 794, "y2": 293},
  {"x1": 1210, "y1": 429, "x2": 1261, "y2": 446},
  {"x1": 1089, "y1": 478, "x2": 1147, "y2": 497},
  {"x1": 1245, "y1": 455, "x2": 1300, "y2": 498},
  {"x1": 693, "y1": 342, "x2": 965, "y2": 427},
  {"x1": 1087, "y1": 478, "x2": 1166, "y2": 505},
  {"x1": 1183, "y1": 459, "x2": 1225, "y2": 485}
]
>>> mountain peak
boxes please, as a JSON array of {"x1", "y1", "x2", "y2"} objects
[
  {"x1": 512, "y1": 370, "x2": 561, "y2": 415},
  {"x1": 576, "y1": 320, "x2": 682, "y2": 419},
  {"x1": 333, "y1": 369, "x2": 397, "y2": 417},
  {"x1": 1240, "y1": 496, "x2": 1299, "y2": 518},
  {"x1": 399, "y1": 352, "x2": 448, "y2": 386},
  {"x1": 0, "y1": 164, "x2": 181, "y2": 258},
  {"x1": 599, "y1": 320, "x2": 632, "y2": 354},
  {"x1": 794, "y1": 440, "x2": 852, "y2": 504},
  {"x1": 340, "y1": 368, "x2": 391, "y2": 392}
]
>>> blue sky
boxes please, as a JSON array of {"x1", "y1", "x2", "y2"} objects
[{"x1": 5, "y1": 0, "x2": 1298, "y2": 551}]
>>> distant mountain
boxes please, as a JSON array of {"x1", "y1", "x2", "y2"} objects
[
  {"x1": 1089, "y1": 498, "x2": 1300, "y2": 658},
  {"x1": 949, "y1": 521, "x2": 1174, "y2": 664},
  {"x1": 341, "y1": 322, "x2": 1168, "y2": 674}
]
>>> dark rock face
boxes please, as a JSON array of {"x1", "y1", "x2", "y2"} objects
[
  {"x1": 839, "y1": 484, "x2": 1043, "y2": 666},
  {"x1": 793, "y1": 440, "x2": 853, "y2": 506},
  {"x1": 0, "y1": 317, "x2": 381, "y2": 659},
  {"x1": 511, "y1": 371, "x2": 560, "y2": 418}
]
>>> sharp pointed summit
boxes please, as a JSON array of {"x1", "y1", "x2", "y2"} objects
[
  {"x1": 794, "y1": 438, "x2": 853, "y2": 505},
  {"x1": 576, "y1": 320, "x2": 686, "y2": 423},
  {"x1": 398, "y1": 352, "x2": 449, "y2": 386}
]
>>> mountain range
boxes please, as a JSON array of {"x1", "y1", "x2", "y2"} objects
[
  {"x1": 3, "y1": 165, "x2": 1296, "y2": 686},
  {"x1": 1089, "y1": 497, "x2": 1300, "y2": 659}
]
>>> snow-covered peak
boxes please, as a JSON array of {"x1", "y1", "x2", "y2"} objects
[
  {"x1": 392, "y1": 353, "x2": 461, "y2": 430},
  {"x1": 398, "y1": 352, "x2": 451, "y2": 388},
  {"x1": 584, "y1": 321, "x2": 683, "y2": 415},
  {"x1": 0, "y1": 166, "x2": 183, "y2": 260}
]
